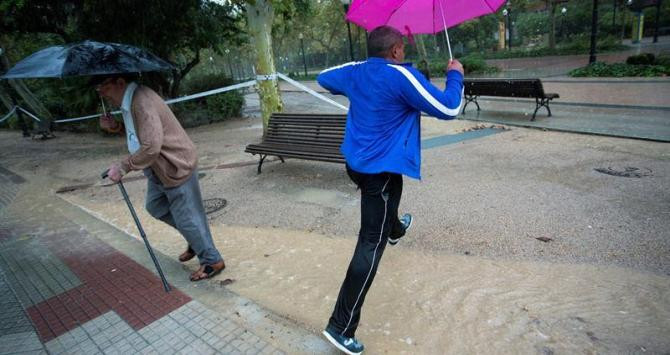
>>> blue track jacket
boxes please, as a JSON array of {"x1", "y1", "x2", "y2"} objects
[{"x1": 317, "y1": 57, "x2": 464, "y2": 179}]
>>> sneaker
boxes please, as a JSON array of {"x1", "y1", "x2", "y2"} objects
[
  {"x1": 322, "y1": 328, "x2": 364, "y2": 355},
  {"x1": 388, "y1": 213, "x2": 413, "y2": 246}
]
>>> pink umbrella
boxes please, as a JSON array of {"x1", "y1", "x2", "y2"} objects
[{"x1": 346, "y1": 0, "x2": 506, "y2": 60}]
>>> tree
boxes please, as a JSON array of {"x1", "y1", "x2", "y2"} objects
[
  {"x1": 1, "y1": 0, "x2": 242, "y2": 97},
  {"x1": 293, "y1": 0, "x2": 348, "y2": 67},
  {"x1": 245, "y1": 0, "x2": 283, "y2": 131}
]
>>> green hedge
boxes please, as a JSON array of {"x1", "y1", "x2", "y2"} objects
[
  {"x1": 569, "y1": 62, "x2": 670, "y2": 77},
  {"x1": 172, "y1": 74, "x2": 244, "y2": 128},
  {"x1": 570, "y1": 53, "x2": 670, "y2": 77},
  {"x1": 426, "y1": 54, "x2": 499, "y2": 76}
]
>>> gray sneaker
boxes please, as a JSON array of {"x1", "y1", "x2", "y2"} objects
[
  {"x1": 388, "y1": 213, "x2": 413, "y2": 245},
  {"x1": 322, "y1": 328, "x2": 364, "y2": 355}
]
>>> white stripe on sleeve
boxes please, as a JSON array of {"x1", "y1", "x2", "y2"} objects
[
  {"x1": 319, "y1": 61, "x2": 364, "y2": 74},
  {"x1": 388, "y1": 64, "x2": 463, "y2": 117}
]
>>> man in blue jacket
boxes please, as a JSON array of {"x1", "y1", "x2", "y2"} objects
[{"x1": 317, "y1": 26, "x2": 464, "y2": 354}]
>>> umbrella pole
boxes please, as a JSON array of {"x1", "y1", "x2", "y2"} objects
[
  {"x1": 437, "y1": 0, "x2": 453, "y2": 60},
  {"x1": 444, "y1": 29, "x2": 453, "y2": 61}
]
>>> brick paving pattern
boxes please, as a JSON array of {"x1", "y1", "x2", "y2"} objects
[{"x1": 0, "y1": 165, "x2": 284, "y2": 354}]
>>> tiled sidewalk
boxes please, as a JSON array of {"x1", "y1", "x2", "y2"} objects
[{"x1": 0, "y1": 167, "x2": 284, "y2": 355}]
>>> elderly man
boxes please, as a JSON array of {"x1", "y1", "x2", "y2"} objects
[
  {"x1": 317, "y1": 26, "x2": 464, "y2": 354},
  {"x1": 95, "y1": 74, "x2": 225, "y2": 281}
]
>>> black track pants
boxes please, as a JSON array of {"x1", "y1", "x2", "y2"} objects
[{"x1": 327, "y1": 165, "x2": 405, "y2": 338}]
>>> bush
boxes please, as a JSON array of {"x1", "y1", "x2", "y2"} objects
[
  {"x1": 656, "y1": 55, "x2": 670, "y2": 67},
  {"x1": 460, "y1": 54, "x2": 500, "y2": 74},
  {"x1": 569, "y1": 62, "x2": 670, "y2": 77},
  {"x1": 174, "y1": 73, "x2": 245, "y2": 128},
  {"x1": 626, "y1": 53, "x2": 656, "y2": 65},
  {"x1": 426, "y1": 54, "x2": 499, "y2": 77}
]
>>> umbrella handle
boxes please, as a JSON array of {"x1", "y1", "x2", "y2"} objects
[{"x1": 99, "y1": 96, "x2": 108, "y2": 115}]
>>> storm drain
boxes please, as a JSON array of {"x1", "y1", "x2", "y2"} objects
[
  {"x1": 203, "y1": 198, "x2": 227, "y2": 214},
  {"x1": 594, "y1": 166, "x2": 652, "y2": 178}
]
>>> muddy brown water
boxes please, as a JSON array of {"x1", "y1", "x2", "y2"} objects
[
  {"x1": 2, "y1": 119, "x2": 669, "y2": 354},
  {"x1": 61, "y1": 192, "x2": 670, "y2": 354}
]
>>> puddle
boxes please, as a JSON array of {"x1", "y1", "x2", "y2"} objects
[{"x1": 292, "y1": 187, "x2": 357, "y2": 209}]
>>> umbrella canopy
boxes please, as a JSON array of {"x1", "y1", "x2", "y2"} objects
[
  {"x1": 347, "y1": 0, "x2": 506, "y2": 35},
  {"x1": 1, "y1": 40, "x2": 174, "y2": 79}
]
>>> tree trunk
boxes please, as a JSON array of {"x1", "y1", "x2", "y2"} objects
[
  {"x1": 170, "y1": 51, "x2": 200, "y2": 98},
  {"x1": 0, "y1": 52, "x2": 52, "y2": 133},
  {"x1": 245, "y1": 0, "x2": 283, "y2": 133}
]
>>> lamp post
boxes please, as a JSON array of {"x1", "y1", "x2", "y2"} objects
[
  {"x1": 340, "y1": 0, "x2": 355, "y2": 61},
  {"x1": 589, "y1": 0, "x2": 599, "y2": 64},
  {"x1": 299, "y1": 33, "x2": 308, "y2": 76},
  {"x1": 503, "y1": 8, "x2": 512, "y2": 49},
  {"x1": 560, "y1": 7, "x2": 567, "y2": 41},
  {"x1": 653, "y1": 0, "x2": 662, "y2": 43},
  {"x1": 225, "y1": 48, "x2": 234, "y2": 79}
]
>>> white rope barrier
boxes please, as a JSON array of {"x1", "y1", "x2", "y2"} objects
[
  {"x1": 6, "y1": 73, "x2": 347, "y2": 125},
  {"x1": 165, "y1": 80, "x2": 257, "y2": 105},
  {"x1": 54, "y1": 112, "x2": 117, "y2": 124},
  {"x1": 0, "y1": 106, "x2": 17, "y2": 123},
  {"x1": 276, "y1": 73, "x2": 348, "y2": 111},
  {"x1": 17, "y1": 106, "x2": 41, "y2": 122}
]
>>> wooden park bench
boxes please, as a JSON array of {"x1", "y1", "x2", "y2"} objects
[
  {"x1": 244, "y1": 113, "x2": 346, "y2": 174},
  {"x1": 462, "y1": 78, "x2": 559, "y2": 121}
]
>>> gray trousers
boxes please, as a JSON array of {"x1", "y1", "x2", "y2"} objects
[{"x1": 144, "y1": 168, "x2": 222, "y2": 265}]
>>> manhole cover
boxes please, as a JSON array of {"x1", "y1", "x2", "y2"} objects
[
  {"x1": 203, "y1": 198, "x2": 227, "y2": 214},
  {"x1": 594, "y1": 167, "x2": 652, "y2": 178}
]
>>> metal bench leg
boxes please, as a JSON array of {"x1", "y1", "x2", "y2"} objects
[
  {"x1": 545, "y1": 99, "x2": 553, "y2": 117},
  {"x1": 532, "y1": 98, "x2": 541, "y2": 121},
  {"x1": 532, "y1": 98, "x2": 553, "y2": 121},
  {"x1": 462, "y1": 95, "x2": 480, "y2": 114},
  {"x1": 257, "y1": 154, "x2": 266, "y2": 174}
]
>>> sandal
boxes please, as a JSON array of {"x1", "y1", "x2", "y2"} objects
[
  {"x1": 178, "y1": 246, "x2": 196, "y2": 262},
  {"x1": 190, "y1": 260, "x2": 225, "y2": 281}
]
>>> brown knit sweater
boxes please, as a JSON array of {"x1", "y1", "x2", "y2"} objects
[{"x1": 119, "y1": 86, "x2": 197, "y2": 188}]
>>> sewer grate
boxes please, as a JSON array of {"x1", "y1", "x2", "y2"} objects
[
  {"x1": 594, "y1": 166, "x2": 652, "y2": 178},
  {"x1": 203, "y1": 198, "x2": 227, "y2": 214}
]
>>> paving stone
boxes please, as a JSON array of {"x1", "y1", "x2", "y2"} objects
[
  {"x1": 0, "y1": 171, "x2": 284, "y2": 355},
  {"x1": 0, "y1": 331, "x2": 45, "y2": 354}
]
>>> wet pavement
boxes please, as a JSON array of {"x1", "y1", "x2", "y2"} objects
[
  {"x1": 1, "y1": 40, "x2": 669, "y2": 354},
  {"x1": 0, "y1": 170, "x2": 332, "y2": 354}
]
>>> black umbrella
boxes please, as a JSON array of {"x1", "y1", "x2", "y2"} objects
[{"x1": 1, "y1": 40, "x2": 173, "y2": 79}]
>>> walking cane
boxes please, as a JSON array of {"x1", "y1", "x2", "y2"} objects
[{"x1": 102, "y1": 169, "x2": 171, "y2": 292}]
